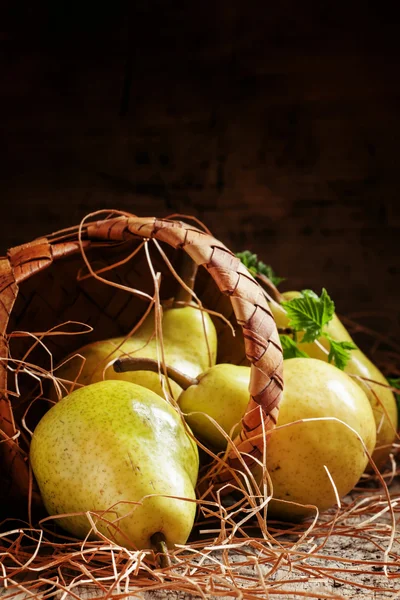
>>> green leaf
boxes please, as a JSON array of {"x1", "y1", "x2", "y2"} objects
[
  {"x1": 387, "y1": 377, "x2": 400, "y2": 390},
  {"x1": 236, "y1": 251, "x2": 258, "y2": 275},
  {"x1": 280, "y1": 335, "x2": 310, "y2": 360},
  {"x1": 325, "y1": 337, "x2": 357, "y2": 370},
  {"x1": 281, "y1": 288, "x2": 335, "y2": 343},
  {"x1": 235, "y1": 251, "x2": 284, "y2": 287},
  {"x1": 387, "y1": 378, "x2": 400, "y2": 412}
]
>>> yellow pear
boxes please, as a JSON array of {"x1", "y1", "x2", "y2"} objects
[
  {"x1": 53, "y1": 305, "x2": 217, "y2": 400},
  {"x1": 178, "y1": 363, "x2": 251, "y2": 450},
  {"x1": 264, "y1": 358, "x2": 376, "y2": 520},
  {"x1": 269, "y1": 291, "x2": 398, "y2": 468},
  {"x1": 30, "y1": 380, "x2": 199, "y2": 550}
]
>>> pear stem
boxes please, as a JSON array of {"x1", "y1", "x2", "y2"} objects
[
  {"x1": 174, "y1": 252, "x2": 198, "y2": 306},
  {"x1": 256, "y1": 273, "x2": 284, "y2": 304},
  {"x1": 150, "y1": 532, "x2": 171, "y2": 569},
  {"x1": 113, "y1": 356, "x2": 198, "y2": 390}
]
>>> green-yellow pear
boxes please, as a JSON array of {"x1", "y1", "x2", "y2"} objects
[
  {"x1": 178, "y1": 364, "x2": 251, "y2": 450},
  {"x1": 30, "y1": 380, "x2": 199, "y2": 550},
  {"x1": 269, "y1": 291, "x2": 398, "y2": 468},
  {"x1": 53, "y1": 305, "x2": 217, "y2": 401},
  {"x1": 264, "y1": 358, "x2": 376, "y2": 520}
]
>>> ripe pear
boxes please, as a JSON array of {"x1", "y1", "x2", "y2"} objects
[
  {"x1": 269, "y1": 291, "x2": 398, "y2": 468},
  {"x1": 264, "y1": 358, "x2": 376, "y2": 520},
  {"x1": 178, "y1": 364, "x2": 251, "y2": 450},
  {"x1": 53, "y1": 305, "x2": 217, "y2": 401},
  {"x1": 30, "y1": 380, "x2": 199, "y2": 550}
]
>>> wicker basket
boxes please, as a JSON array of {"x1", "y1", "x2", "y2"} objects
[{"x1": 0, "y1": 212, "x2": 283, "y2": 517}]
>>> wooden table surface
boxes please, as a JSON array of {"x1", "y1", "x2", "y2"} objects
[{"x1": 1, "y1": 483, "x2": 399, "y2": 599}]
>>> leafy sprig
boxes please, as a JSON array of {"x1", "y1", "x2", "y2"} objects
[
  {"x1": 281, "y1": 289, "x2": 334, "y2": 343},
  {"x1": 327, "y1": 339, "x2": 358, "y2": 371},
  {"x1": 236, "y1": 251, "x2": 356, "y2": 370},
  {"x1": 235, "y1": 251, "x2": 285, "y2": 287},
  {"x1": 280, "y1": 335, "x2": 309, "y2": 359},
  {"x1": 281, "y1": 288, "x2": 357, "y2": 370}
]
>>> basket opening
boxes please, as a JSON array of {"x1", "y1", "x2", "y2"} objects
[{"x1": 6, "y1": 238, "x2": 246, "y2": 443}]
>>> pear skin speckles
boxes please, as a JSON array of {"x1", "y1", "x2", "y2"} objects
[{"x1": 30, "y1": 380, "x2": 199, "y2": 550}]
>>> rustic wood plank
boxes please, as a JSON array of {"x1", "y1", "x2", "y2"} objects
[{"x1": 1, "y1": 529, "x2": 398, "y2": 600}]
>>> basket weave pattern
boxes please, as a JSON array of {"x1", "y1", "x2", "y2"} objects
[{"x1": 0, "y1": 214, "x2": 283, "y2": 508}]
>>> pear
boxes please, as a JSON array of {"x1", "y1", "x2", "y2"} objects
[
  {"x1": 53, "y1": 305, "x2": 217, "y2": 401},
  {"x1": 264, "y1": 358, "x2": 376, "y2": 520},
  {"x1": 178, "y1": 364, "x2": 251, "y2": 450},
  {"x1": 269, "y1": 291, "x2": 398, "y2": 468},
  {"x1": 30, "y1": 380, "x2": 199, "y2": 550}
]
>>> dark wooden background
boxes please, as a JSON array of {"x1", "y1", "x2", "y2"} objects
[{"x1": 1, "y1": 1, "x2": 399, "y2": 334}]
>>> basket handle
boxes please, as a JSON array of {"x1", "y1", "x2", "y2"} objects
[{"x1": 87, "y1": 215, "x2": 284, "y2": 490}]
